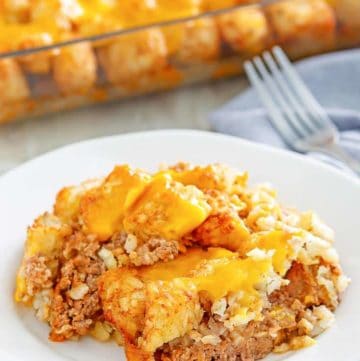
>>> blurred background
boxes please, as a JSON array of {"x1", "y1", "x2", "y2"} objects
[{"x1": 0, "y1": 0, "x2": 359, "y2": 173}]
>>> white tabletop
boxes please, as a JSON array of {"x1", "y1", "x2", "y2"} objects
[{"x1": 0, "y1": 77, "x2": 248, "y2": 174}]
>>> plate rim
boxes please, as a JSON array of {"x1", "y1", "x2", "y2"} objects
[
  {"x1": 1, "y1": 129, "x2": 359, "y2": 361},
  {"x1": 1, "y1": 129, "x2": 359, "y2": 187}
]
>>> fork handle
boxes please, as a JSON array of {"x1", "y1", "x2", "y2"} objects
[{"x1": 313, "y1": 143, "x2": 360, "y2": 177}]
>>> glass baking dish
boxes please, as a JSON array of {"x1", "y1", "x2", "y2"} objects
[{"x1": 0, "y1": 0, "x2": 359, "y2": 124}]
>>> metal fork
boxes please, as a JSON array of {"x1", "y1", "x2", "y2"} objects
[{"x1": 244, "y1": 46, "x2": 360, "y2": 177}]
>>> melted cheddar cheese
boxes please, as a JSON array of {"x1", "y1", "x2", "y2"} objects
[
  {"x1": 0, "y1": 0, "x2": 267, "y2": 52},
  {"x1": 0, "y1": 0, "x2": 205, "y2": 51},
  {"x1": 98, "y1": 245, "x2": 276, "y2": 353},
  {"x1": 79, "y1": 165, "x2": 151, "y2": 240},
  {"x1": 72, "y1": 166, "x2": 211, "y2": 242},
  {"x1": 124, "y1": 174, "x2": 211, "y2": 241},
  {"x1": 141, "y1": 247, "x2": 236, "y2": 281},
  {"x1": 254, "y1": 230, "x2": 293, "y2": 276},
  {"x1": 135, "y1": 247, "x2": 273, "y2": 304}
]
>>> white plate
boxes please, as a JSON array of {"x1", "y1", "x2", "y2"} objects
[{"x1": 1, "y1": 130, "x2": 359, "y2": 361}]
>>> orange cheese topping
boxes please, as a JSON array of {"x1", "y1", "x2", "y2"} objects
[
  {"x1": 0, "y1": 0, "x2": 206, "y2": 51},
  {"x1": 140, "y1": 247, "x2": 273, "y2": 303},
  {"x1": 141, "y1": 247, "x2": 236, "y2": 280},
  {"x1": 0, "y1": 0, "x2": 265, "y2": 52},
  {"x1": 193, "y1": 256, "x2": 272, "y2": 302},
  {"x1": 80, "y1": 165, "x2": 151, "y2": 240},
  {"x1": 124, "y1": 173, "x2": 211, "y2": 240},
  {"x1": 77, "y1": 167, "x2": 211, "y2": 242},
  {"x1": 253, "y1": 230, "x2": 293, "y2": 276}
]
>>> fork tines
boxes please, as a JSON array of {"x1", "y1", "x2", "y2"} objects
[{"x1": 244, "y1": 46, "x2": 335, "y2": 147}]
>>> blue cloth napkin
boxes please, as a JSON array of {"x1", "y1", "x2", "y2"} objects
[{"x1": 209, "y1": 49, "x2": 360, "y2": 171}]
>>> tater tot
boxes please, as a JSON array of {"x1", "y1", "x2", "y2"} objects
[
  {"x1": 52, "y1": 42, "x2": 97, "y2": 94},
  {"x1": 331, "y1": 0, "x2": 360, "y2": 28},
  {"x1": 30, "y1": 0, "x2": 83, "y2": 31},
  {"x1": 169, "y1": 18, "x2": 220, "y2": 64},
  {"x1": 0, "y1": 58, "x2": 29, "y2": 104},
  {"x1": 1, "y1": 0, "x2": 30, "y2": 22},
  {"x1": 218, "y1": 6, "x2": 272, "y2": 56},
  {"x1": 18, "y1": 33, "x2": 56, "y2": 74},
  {"x1": 201, "y1": 0, "x2": 237, "y2": 11},
  {"x1": 98, "y1": 28, "x2": 167, "y2": 85},
  {"x1": 265, "y1": 0, "x2": 336, "y2": 58},
  {"x1": 156, "y1": 0, "x2": 201, "y2": 19},
  {"x1": 202, "y1": 0, "x2": 257, "y2": 11},
  {"x1": 328, "y1": 0, "x2": 360, "y2": 46}
]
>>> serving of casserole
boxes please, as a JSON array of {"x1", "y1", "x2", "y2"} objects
[{"x1": 15, "y1": 161, "x2": 349, "y2": 361}]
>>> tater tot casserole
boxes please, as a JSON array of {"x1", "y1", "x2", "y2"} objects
[
  {"x1": 15, "y1": 162, "x2": 349, "y2": 361},
  {"x1": 0, "y1": 0, "x2": 359, "y2": 123}
]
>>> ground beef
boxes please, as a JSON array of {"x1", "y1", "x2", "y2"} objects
[
  {"x1": 129, "y1": 238, "x2": 179, "y2": 266},
  {"x1": 159, "y1": 261, "x2": 330, "y2": 361},
  {"x1": 159, "y1": 305, "x2": 293, "y2": 361},
  {"x1": 48, "y1": 255, "x2": 105, "y2": 340},
  {"x1": 26, "y1": 229, "x2": 180, "y2": 341},
  {"x1": 270, "y1": 261, "x2": 334, "y2": 310},
  {"x1": 48, "y1": 232, "x2": 106, "y2": 341},
  {"x1": 159, "y1": 335, "x2": 273, "y2": 361}
]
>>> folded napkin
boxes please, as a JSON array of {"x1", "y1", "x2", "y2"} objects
[{"x1": 209, "y1": 49, "x2": 360, "y2": 172}]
